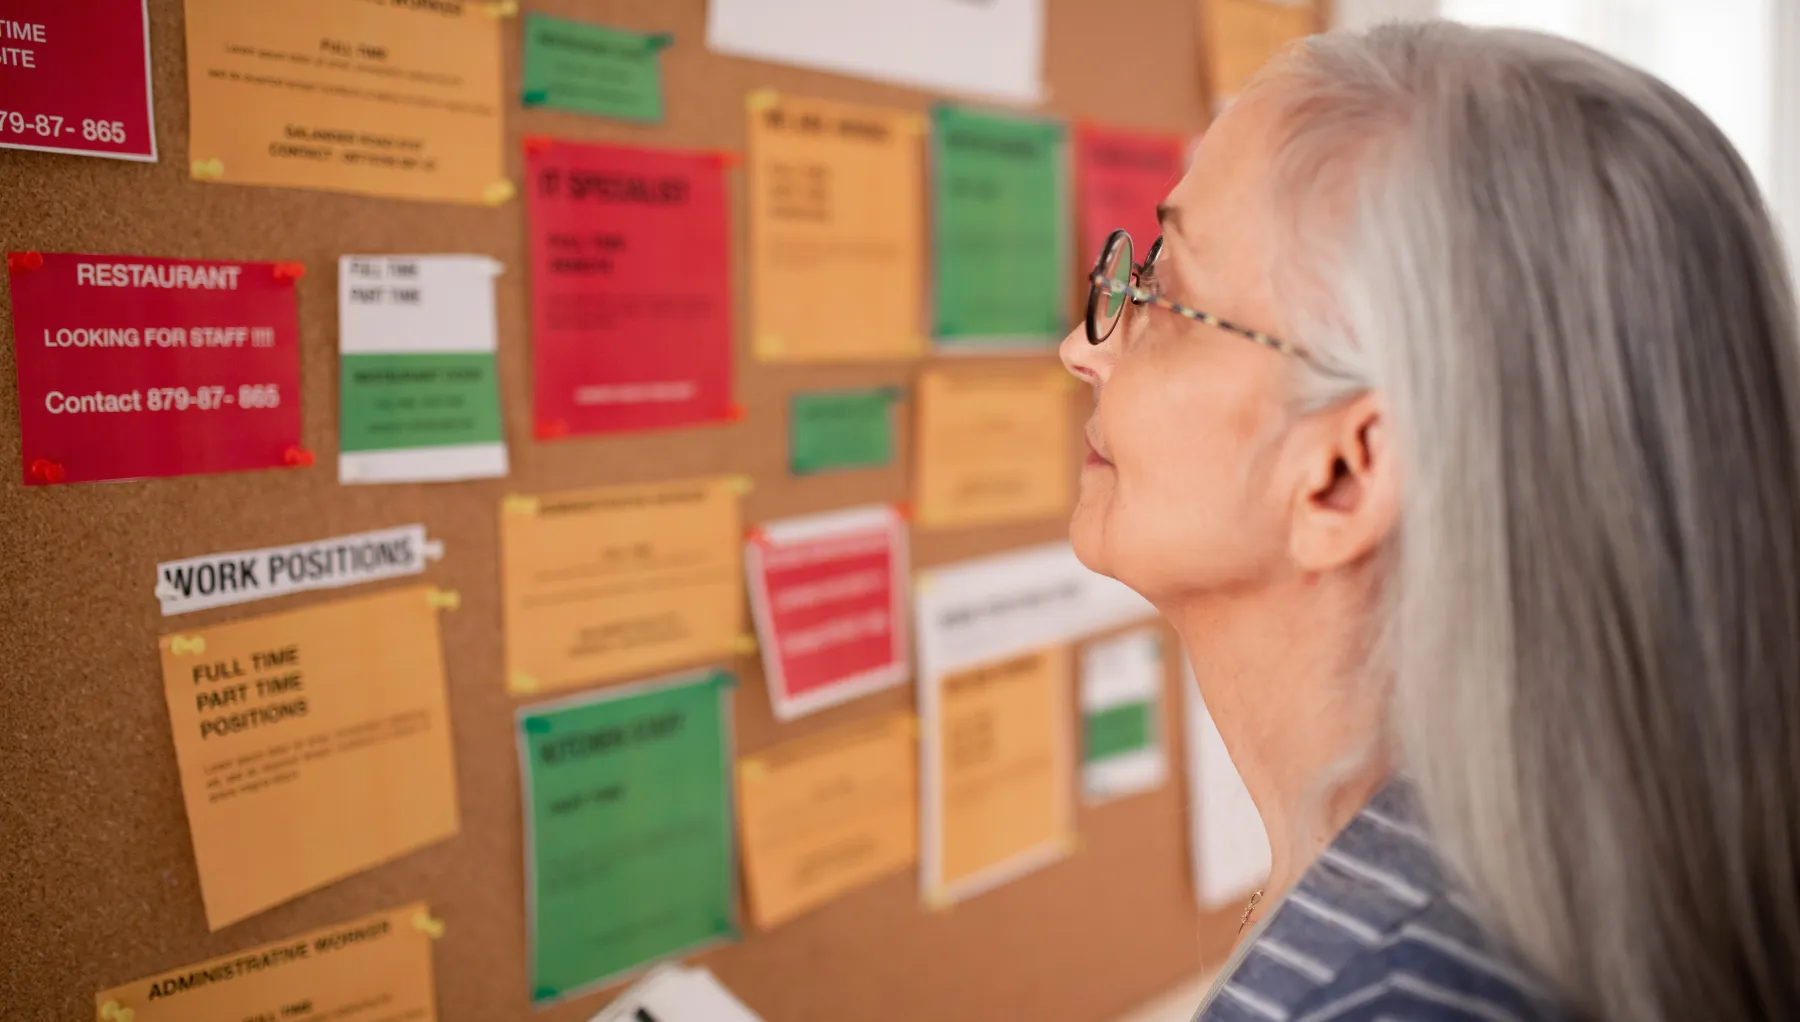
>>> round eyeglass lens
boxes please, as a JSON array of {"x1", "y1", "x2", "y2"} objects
[{"x1": 1095, "y1": 233, "x2": 1132, "y2": 338}]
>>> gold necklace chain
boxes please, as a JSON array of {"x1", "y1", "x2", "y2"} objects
[{"x1": 1237, "y1": 888, "x2": 1266, "y2": 934}]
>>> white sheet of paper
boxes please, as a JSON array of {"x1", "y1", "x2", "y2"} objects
[
  {"x1": 337, "y1": 254, "x2": 508, "y2": 484},
  {"x1": 1180, "y1": 655, "x2": 1271, "y2": 909},
  {"x1": 914, "y1": 541, "x2": 1153, "y2": 681},
  {"x1": 154, "y1": 524, "x2": 444, "y2": 615},
  {"x1": 1080, "y1": 627, "x2": 1167, "y2": 802},
  {"x1": 706, "y1": 0, "x2": 1045, "y2": 104},
  {"x1": 588, "y1": 965, "x2": 765, "y2": 1022}
]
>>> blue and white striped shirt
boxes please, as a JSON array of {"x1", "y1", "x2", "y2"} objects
[{"x1": 1195, "y1": 783, "x2": 1564, "y2": 1022}]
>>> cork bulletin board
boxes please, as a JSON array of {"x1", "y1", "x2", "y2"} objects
[{"x1": 0, "y1": 1, "x2": 1255, "y2": 1020}]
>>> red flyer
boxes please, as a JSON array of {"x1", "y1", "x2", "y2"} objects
[
  {"x1": 746, "y1": 505, "x2": 910, "y2": 721},
  {"x1": 8, "y1": 252, "x2": 304, "y2": 485},
  {"x1": 525, "y1": 137, "x2": 734, "y2": 438},
  {"x1": 1074, "y1": 124, "x2": 1187, "y2": 265},
  {"x1": 0, "y1": 0, "x2": 157, "y2": 161}
]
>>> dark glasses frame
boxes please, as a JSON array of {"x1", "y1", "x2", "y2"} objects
[{"x1": 1084, "y1": 228, "x2": 1304, "y2": 360}]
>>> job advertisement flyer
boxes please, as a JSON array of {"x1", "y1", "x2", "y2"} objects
[
  {"x1": 158, "y1": 585, "x2": 460, "y2": 930},
  {"x1": 183, "y1": 0, "x2": 505, "y2": 203},
  {"x1": 8, "y1": 251, "x2": 302, "y2": 485},
  {"x1": 94, "y1": 903, "x2": 440, "y2": 1022},
  {"x1": 526, "y1": 138, "x2": 734, "y2": 437},
  {"x1": 517, "y1": 669, "x2": 738, "y2": 1005},
  {"x1": 0, "y1": 0, "x2": 156, "y2": 160}
]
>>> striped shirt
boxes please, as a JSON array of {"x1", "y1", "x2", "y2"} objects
[{"x1": 1194, "y1": 782, "x2": 1564, "y2": 1022}]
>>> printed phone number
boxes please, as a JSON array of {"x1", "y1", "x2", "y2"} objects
[
  {"x1": 44, "y1": 385, "x2": 283, "y2": 415},
  {"x1": 0, "y1": 110, "x2": 129, "y2": 145}
]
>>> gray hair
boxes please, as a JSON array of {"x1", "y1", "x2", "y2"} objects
[{"x1": 1256, "y1": 22, "x2": 1800, "y2": 1021}]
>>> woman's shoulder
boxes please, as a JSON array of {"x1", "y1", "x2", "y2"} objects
[{"x1": 1200, "y1": 783, "x2": 1566, "y2": 1022}]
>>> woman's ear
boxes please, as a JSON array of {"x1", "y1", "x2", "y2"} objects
[{"x1": 1287, "y1": 394, "x2": 1400, "y2": 571}]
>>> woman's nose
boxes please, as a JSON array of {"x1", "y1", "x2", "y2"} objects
[{"x1": 1060, "y1": 319, "x2": 1112, "y2": 386}]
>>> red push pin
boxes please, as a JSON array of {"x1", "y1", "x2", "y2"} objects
[
  {"x1": 272, "y1": 261, "x2": 306, "y2": 282},
  {"x1": 27, "y1": 457, "x2": 65, "y2": 484},
  {"x1": 894, "y1": 501, "x2": 915, "y2": 522},
  {"x1": 8, "y1": 251, "x2": 44, "y2": 274},
  {"x1": 523, "y1": 135, "x2": 554, "y2": 155},
  {"x1": 744, "y1": 525, "x2": 767, "y2": 544},
  {"x1": 713, "y1": 151, "x2": 743, "y2": 170},
  {"x1": 282, "y1": 445, "x2": 315, "y2": 467},
  {"x1": 536, "y1": 419, "x2": 568, "y2": 439},
  {"x1": 724, "y1": 403, "x2": 747, "y2": 423}
]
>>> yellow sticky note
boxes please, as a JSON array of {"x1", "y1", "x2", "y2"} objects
[
  {"x1": 158, "y1": 585, "x2": 460, "y2": 930},
  {"x1": 94, "y1": 902, "x2": 438, "y2": 1022},
  {"x1": 737, "y1": 713, "x2": 918, "y2": 929},
  {"x1": 748, "y1": 94, "x2": 925, "y2": 361},
  {"x1": 934, "y1": 648, "x2": 1074, "y2": 893},
  {"x1": 183, "y1": 0, "x2": 505, "y2": 204},
  {"x1": 501, "y1": 477, "x2": 745, "y2": 693},
  {"x1": 913, "y1": 365, "x2": 1073, "y2": 528}
]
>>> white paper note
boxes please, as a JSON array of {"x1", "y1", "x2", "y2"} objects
[
  {"x1": 1181, "y1": 655, "x2": 1271, "y2": 909},
  {"x1": 1081, "y1": 628, "x2": 1168, "y2": 802},
  {"x1": 588, "y1": 964, "x2": 765, "y2": 1022},
  {"x1": 338, "y1": 254, "x2": 508, "y2": 484},
  {"x1": 155, "y1": 524, "x2": 444, "y2": 615},
  {"x1": 706, "y1": 0, "x2": 1045, "y2": 104},
  {"x1": 914, "y1": 541, "x2": 1154, "y2": 681}
]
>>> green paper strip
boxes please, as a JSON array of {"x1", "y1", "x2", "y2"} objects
[
  {"x1": 1085, "y1": 701, "x2": 1153, "y2": 762},
  {"x1": 521, "y1": 13, "x2": 668, "y2": 124},
  {"x1": 789, "y1": 387, "x2": 898, "y2": 476},
  {"x1": 338, "y1": 352, "x2": 502, "y2": 453}
]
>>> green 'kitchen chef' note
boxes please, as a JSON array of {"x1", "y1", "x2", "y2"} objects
[
  {"x1": 517, "y1": 669, "x2": 738, "y2": 1006},
  {"x1": 521, "y1": 13, "x2": 670, "y2": 124}
]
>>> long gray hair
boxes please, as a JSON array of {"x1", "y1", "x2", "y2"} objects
[{"x1": 1256, "y1": 22, "x2": 1800, "y2": 1021}]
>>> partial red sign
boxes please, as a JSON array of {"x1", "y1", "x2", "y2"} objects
[
  {"x1": 1073, "y1": 124, "x2": 1187, "y2": 268},
  {"x1": 525, "y1": 137, "x2": 734, "y2": 438},
  {"x1": 9, "y1": 252, "x2": 303, "y2": 485},
  {"x1": 0, "y1": 0, "x2": 157, "y2": 161},
  {"x1": 746, "y1": 505, "x2": 909, "y2": 720}
]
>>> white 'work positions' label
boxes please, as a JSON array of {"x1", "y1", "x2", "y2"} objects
[{"x1": 155, "y1": 523, "x2": 445, "y2": 616}]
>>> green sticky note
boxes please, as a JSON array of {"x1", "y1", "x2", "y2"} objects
[
  {"x1": 789, "y1": 387, "x2": 898, "y2": 475},
  {"x1": 338, "y1": 352, "x2": 503, "y2": 453},
  {"x1": 1085, "y1": 701, "x2": 1154, "y2": 762},
  {"x1": 521, "y1": 13, "x2": 668, "y2": 124},
  {"x1": 930, "y1": 105, "x2": 1070, "y2": 346},
  {"x1": 519, "y1": 670, "x2": 737, "y2": 1006}
]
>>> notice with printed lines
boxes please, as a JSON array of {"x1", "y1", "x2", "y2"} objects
[
  {"x1": 182, "y1": 0, "x2": 505, "y2": 203},
  {"x1": 913, "y1": 365, "x2": 1073, "y2": 528},
  {"x1": 156, "y1": 523, "x2": 444, "y2": 616},
  {"x1": 94, "y1": 902, "x2": 439, "y2": 1022},
  {"x1": 501, "y1": 477, "x2": 745, "y2": 695},
  {"x1": 159, "y1": 585, "x2": 460, "y2": 930},
  {"x1": 7, "y1": 251, "x2": 301, "y2": 485},
  {"x1": 338, "y1": 254, "x2": 507, "y2": 483},
  {"x1": 526, "y1": 138, "x2": 734, "y2": 437}
]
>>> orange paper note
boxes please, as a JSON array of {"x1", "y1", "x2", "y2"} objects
[
  {"x1": 1200, "y1": 0, "x2": 1319, "y2": 102},
  {"x1": 501, "y1": 478, "x2": 745, "y2": 695},
  {"x1": 913, "y1": 365, "x2": 1074, "y2": 528},
  {"x1": 928, "y1": 647, "x2": 1075, "y2": 900},
  {"x1": 748, "y1": 92, "x2": 926, "y2": 361},
  {"x1": 159, "y1": 586, "x2": 461, "y2": 930},
  {"x1": 183, "y1": 0, "x2": 506, "y2": 203},
  {"x1": 95, "y1": 902, "x2": 440, "y2": 1022},
  {"x1": 736, "y1": 712, "x2": 918, "y2": 929}
]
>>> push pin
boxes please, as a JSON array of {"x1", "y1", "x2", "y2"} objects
[
  {"x1": 272, "y1": 261, "x2": 306, "y2": 282},
  {"x1": 282, "y1": 445, "x2": 315, "y2": 467},
  {"x1": 27, "y1": 457, "x2": 65, "y2": 484},
  {"x1": 7, "y1": 251, "x2": 44, "y2": 273}
]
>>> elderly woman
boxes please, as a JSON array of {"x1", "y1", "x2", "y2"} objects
[{"x1": 1066, "y1": 20, "x2": 1800, "y2": 1022}]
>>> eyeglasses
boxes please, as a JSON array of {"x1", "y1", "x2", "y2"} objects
[{"x1": 1085, "y1": 228, "x2": 1304, "y2": 360}]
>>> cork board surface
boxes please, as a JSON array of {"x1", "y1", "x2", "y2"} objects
[{"x1": 0, "y1": 1, "x2": 1245, "y2": 1020}]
